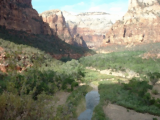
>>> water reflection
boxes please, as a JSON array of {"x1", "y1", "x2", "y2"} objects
[{"x1": 78, "y1": 91, "x2": 100, "y2": 120}]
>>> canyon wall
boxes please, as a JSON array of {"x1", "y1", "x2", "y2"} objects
[
  {"x1": 40, "y1": 10, "x2": 87, "y2": 47},
  {"x1": 63, "y1": 11, "x2": 121, "y2": 49},
  {"x1": 0, "y1": 0, "x2": 52, "y2": 35},
  {"x1": 103, "y1": 0, "x2": 160, "y2": 47}
]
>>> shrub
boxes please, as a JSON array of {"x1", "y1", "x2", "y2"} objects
[
  {"x1": 152, "y1": 89, "x2": 159, "y2": 95},
  {"x1": 122, "y1": 78, "x2": 152, "y2": 97},
  {"x1": 147, "y1": 72, "x2": 160, "y2": 85}
]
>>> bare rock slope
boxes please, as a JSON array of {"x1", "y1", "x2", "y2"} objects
[
  {"x1": 63, "y1": 11, "x2": 121, "y2": 48},
  {"x1": 103, "y1": 0, "x2": 160, "y2": 47},
  {"x1": 0, "y1": 0, "x2": 51, "y2": 35},
  {"x1": 40, "y1": 10, "x2": 87, "y2": 47}
]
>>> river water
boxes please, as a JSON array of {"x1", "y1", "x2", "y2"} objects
[{"x1": 77, "y1": 90, "x2": 100, "y2": 120}]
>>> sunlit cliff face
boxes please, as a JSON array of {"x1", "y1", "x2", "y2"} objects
[
  {"x1": 129, "y1": 0, "x2": 160, "y2": 10},
  {"x1": 138, "y1": 0, "x2": 158, "y2": 5}
]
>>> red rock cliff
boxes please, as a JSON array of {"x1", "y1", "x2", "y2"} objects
[
  {"x1": 0, "y1": 0, "x2": 52, "y2": 35},
  {"x1": 40, "y1": 9, "x2": 87, "y2": 47},
  {"x1": 63, "y1": 11, "x2": 121, "y2": 49},
  {"x1": 40, "y1": 10, "x2": 73, "y2": 44},
  {"x1": 103, "y1": 0, "x2": 160, "y2": 47}
]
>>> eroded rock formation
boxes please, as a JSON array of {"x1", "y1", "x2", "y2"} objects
[
  {"x1": 0, "y1": 0, "x2": 51, "y2": 35},
  {"x1": 40, "y1": 10, "x2": 73, "y2": 44},
  {"x1": 40, "y1": 10, "x2": 87, "y2": 47},
  {"x1": 103, "y1": 0, "x2": 160, "y2": 47},
  {"x1": 63, "y1": 11, "x2": 121, "y2": 48}
]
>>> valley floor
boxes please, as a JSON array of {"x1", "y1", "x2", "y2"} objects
[
  {"x1": 82, "y1": 68, "x2": 160, "y2": 120},
  {"x1": 104, "y1": 103, "x2": 160, "y2": 120}
]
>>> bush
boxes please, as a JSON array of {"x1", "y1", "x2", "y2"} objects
[
  {"x1": 0, "y1": 92, "x2": 55, "y2": 120},
  {"x1": 122, "y1": 78, "x2": 153, "y2": 97},
  {"x1": 152, "y1": 89, "x2": 159, "y2": 95},
  {"x1": 147, "y1": 72, "x2": 160, "y2": 85}
]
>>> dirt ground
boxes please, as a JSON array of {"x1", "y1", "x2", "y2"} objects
[
  {"x1": 103, "y1": 104, "x2": 160, "y2": 120},
  {"x1": 51, "y1": 91, "x2": 70, "y2": 116}
]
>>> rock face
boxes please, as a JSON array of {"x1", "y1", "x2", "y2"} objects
[
  {"x1": 63, "y1": 11, "x2": 121, "y2": 48},
  {"x1": 103, "y1": 0, "x2": 160, "y2": 46},
  {"x1": 0, "y1": 0, "x2": 51, "y2": 35},
  {"x1": 40, "y1": 10, "x2": 73, "y2": 44},
  {"x1": 40, "y1": 10, "x2": 87, "y2": 47}
]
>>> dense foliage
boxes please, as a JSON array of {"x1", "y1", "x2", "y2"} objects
[
  {"x1": 0, "y1": 26, "x2": 91, "y2": 119},
  {"x1": 92, "y1": 78, "x2": 160, "y2": 120},
  {"x1": 79, "y1": 51, "x2": 160, "y2": 74}
]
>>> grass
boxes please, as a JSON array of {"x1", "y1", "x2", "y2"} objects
[{"x1": 83, "y1": 69, "x2": 116, "y2": 84}]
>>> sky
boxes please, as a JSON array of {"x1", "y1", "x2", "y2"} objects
[{"x1": 32, "y1": 0, "x2": 129, "y2": 16}]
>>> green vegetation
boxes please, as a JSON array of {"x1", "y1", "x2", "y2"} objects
[
  {"x1": 83, "y1": 69, "x2": 119, "y2": 84},
  {"x1": 79, "y1": 49, "x2": 160, "y2": 119},
  {"x1": 52, "y1": 85, "x2": 92, "y2": 120},
  {"x1": 1, "y1": 23, "x2": 160, "y2": 120},
  {"x1": 92, "y1": 78, "x2": 160, "y2": 120},
  {"x1": 152, "y1": 89, "x2": 159, "y2": 95},
  {"x1": 0, "y1": 25, "x2": 95, "y2": 119},
  {"x1": 66, "y1": 85, "x2": 92, "y2": 117},
  {"x1": 80, "y1": 51, "x2": 160, "y2": 74}
]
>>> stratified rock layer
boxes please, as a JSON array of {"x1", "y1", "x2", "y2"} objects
[
  {"x1": 103, "y1": 0, "x2": 160, "y2": 47},
  {"x1": 63, "y1": 11, "x2": 121, "y2": 49},
  {"x1": 40, "y1": 10, "x2": 87, "y2": 47},
  {"x1": 40, "y1": 10, "x2": 73, "y2": 44},
  {"x1": 0, "y1": 0, "x2": 51, "y2": 35}
]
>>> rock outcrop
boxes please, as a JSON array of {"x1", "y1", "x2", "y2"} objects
[
  {"x1": 63, "y1": 11, "x2": 121, "y2": 48},
  {"x1": 40, "y1": 10, "x2": 87, "y2": 47},
  {"x1": 103, "y1": 0, "x2": 160, "y2": 46},
  {"x1": 0, "y1": 0, "x2": 51, "y2": 35},
  {"x1": 40, "y1": 10, "x2": 73, "y2": 44}
]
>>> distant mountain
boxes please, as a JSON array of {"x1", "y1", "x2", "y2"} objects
[{"x1": 62, "y1": 11, "x2": 121, "y2": 49}]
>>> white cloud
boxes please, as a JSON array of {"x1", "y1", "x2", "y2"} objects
[
  {"x1": 61, "y1": 2, "x2": 87, "y2": 14},
  {"x1": 60, "y1": 0, "x2": 128, "y2": 16},
  {"x1": 87, "y1": 1, "x2": 128, "y2": 17}
]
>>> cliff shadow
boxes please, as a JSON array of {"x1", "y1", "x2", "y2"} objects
[{"x1": 0, "y1": 26, "x2": 95, "y2": 58}]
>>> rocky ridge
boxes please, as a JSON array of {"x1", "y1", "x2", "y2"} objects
[{"x1": 103, "y1": 0, "x2": 160, "y2": 47}]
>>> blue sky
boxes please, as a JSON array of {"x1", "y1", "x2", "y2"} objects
[{"x1": 32, "y1": 0, "x2": 129, "y2": 16}]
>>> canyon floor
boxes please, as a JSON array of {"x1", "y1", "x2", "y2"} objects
[{"x1": 86, "y1": 68, "x2": 160, "y2": 120}]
